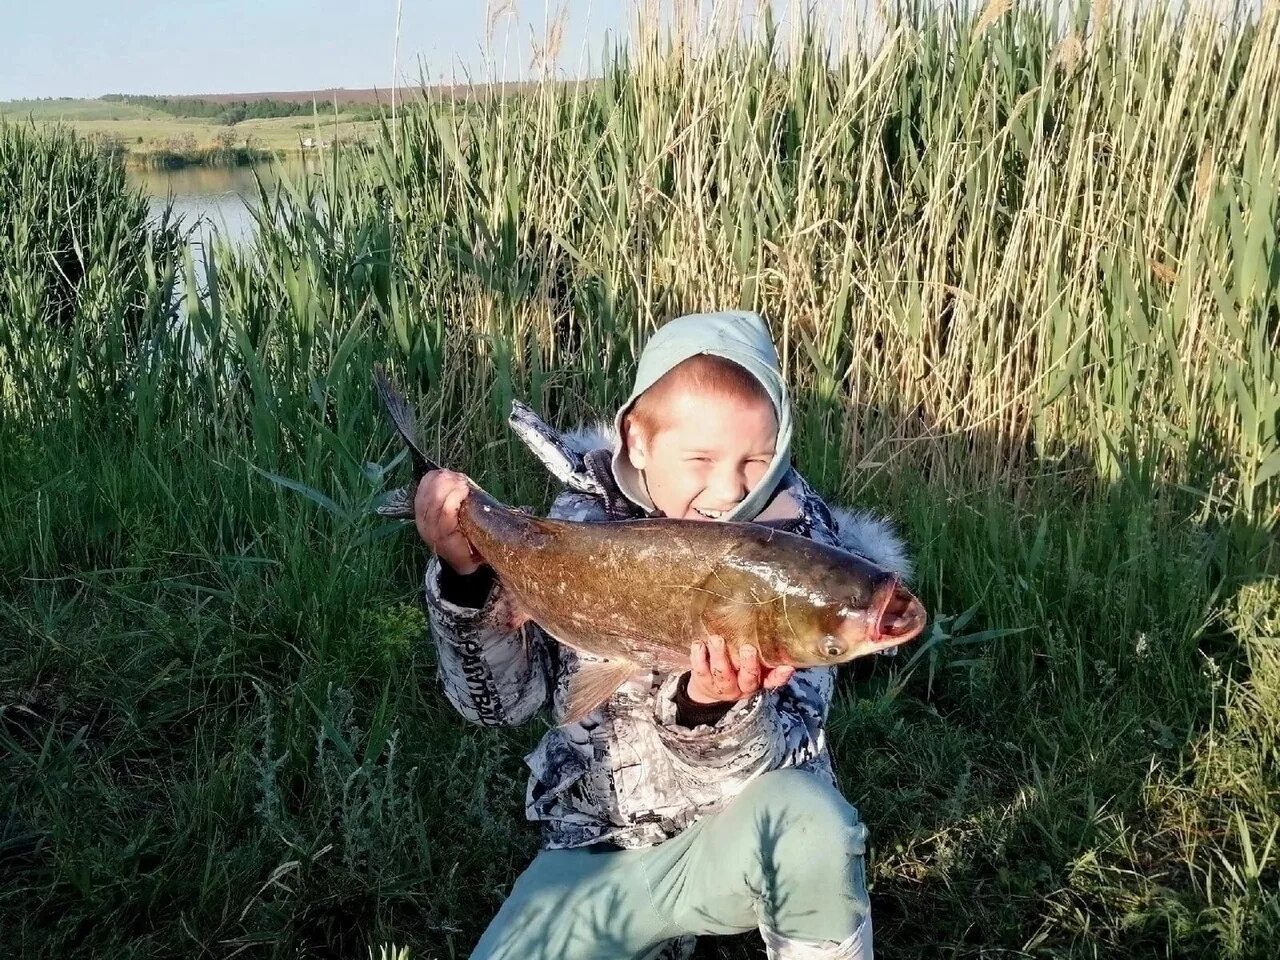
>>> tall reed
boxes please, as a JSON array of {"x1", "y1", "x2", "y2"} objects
[
  {"x1": 189, "y1": 0, "x2": 1280, "y2": 528},
  {"x1": 0, "y1": 122, "x2": 184, "y2": 425}
]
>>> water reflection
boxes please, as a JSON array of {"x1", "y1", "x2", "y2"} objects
[
  {"x1": 128, "y1": 159, "x2": 321, "y2": 299},
  {"x1": 129, "y1": 160, "x2": 311, "y2": 247}
]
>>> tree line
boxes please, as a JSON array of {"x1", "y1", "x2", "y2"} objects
[{"x1": 100, "y1": 95, "x2": 382, "y2": 124}]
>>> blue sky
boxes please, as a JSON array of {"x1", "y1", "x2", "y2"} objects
[{"x1": 0, "y1": 1, "x2": 642, "y2": 100}]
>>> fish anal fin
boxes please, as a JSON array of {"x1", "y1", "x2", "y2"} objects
[
  {"x1": 563, "y1": 658, "x2": 638, "y2": 726},
  {"x1": 375, "y1": 484, "x2": 416, "y2": 519}
]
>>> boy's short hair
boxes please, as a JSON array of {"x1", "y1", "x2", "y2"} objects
[{"x1": 625, "y1": 353, "x2": 772, "y2": 440}]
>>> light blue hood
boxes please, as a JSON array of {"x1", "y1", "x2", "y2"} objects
[{"x1": 610, "y1": 310, "x2": 793, "y2": 523}]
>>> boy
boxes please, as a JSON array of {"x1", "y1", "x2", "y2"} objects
[{"x1": 415, "y1": 311, "x2": 912, "y2": 960}]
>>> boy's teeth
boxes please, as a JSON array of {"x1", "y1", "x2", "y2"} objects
[{"x1": 696, "y1": 508, "x2": 725, "y2": 518}]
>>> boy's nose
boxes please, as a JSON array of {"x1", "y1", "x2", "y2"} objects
[{"x1": 707, "y1": 468, "x2": 749, "y2": 505}]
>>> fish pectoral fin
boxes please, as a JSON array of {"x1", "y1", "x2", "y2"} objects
[
  {"x1": 563, "y1": 658, "x2": 638, "y2": 726},
  {"x1": 697, "y1": 584, "x2": 760, "y2": 648}
]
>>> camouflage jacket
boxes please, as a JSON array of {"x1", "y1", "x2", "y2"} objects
[{"x1": 421, "y1": 406, "x2": 912, "y2": 853}]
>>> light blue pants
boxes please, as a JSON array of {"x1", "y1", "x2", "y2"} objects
[{"x1": 472, "y1": 769, "x2": 873, "y2": 960}]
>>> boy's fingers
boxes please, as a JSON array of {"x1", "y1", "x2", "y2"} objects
[
  {"x1": 414, "y1": 476, "x2": 437, "y2": 545},
  {"x1": 441, "y1": 483, "x2": 470, "y2": 529},
  {"x1": 705, "y1": 635, "x2": 734, "y2": 692},
  {"x1": 737, "y1": 644, "x2": 762, "y2": 695},
  {"x1": 430, "y1": 481, "x2": 478, "y2": 569},
  {"x1": 689, "y1": 642, "x2": 712, "y2": 687},
  {"x1": 419, "y1": 473, "x2": 455, "y2": 543},
  {"x1": 762, "y1": 665, "x2": 795, "y2": 690}
]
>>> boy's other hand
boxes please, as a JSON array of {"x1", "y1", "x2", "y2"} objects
[
  {"x1": 415, "y1": 469, "x2": 484, "y2": 575},
  {"x1": 686, "y1": 634, "x2": 795, "y2": 704}
]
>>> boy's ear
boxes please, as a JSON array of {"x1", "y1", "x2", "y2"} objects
[{"x1": 623, "y1": 416, "x2": 649, "y2": 470}]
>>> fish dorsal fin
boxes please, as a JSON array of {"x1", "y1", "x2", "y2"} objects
[{"x1": 563, "y1": 658, "x2": 638, "y2": 726}]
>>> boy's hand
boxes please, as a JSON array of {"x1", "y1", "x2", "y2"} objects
[
  {"x1": 686, "y1": 634, "x2": 795, "y2": 704},
  {"x1": 414, "y1": 469, "x2": 484, "y2": 575}
]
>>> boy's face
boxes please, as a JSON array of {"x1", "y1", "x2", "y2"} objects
[{"x1": 624, "y1": 385, "x2": 777, "y2": 520}]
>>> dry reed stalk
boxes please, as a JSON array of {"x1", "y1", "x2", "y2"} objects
[
  {"x1": 973, "y1": 0, "x2": 1013, "y2": 39},
  {"x1": 1052, "y1": 32, "x2": 1083, "y2": 72},
  {"x1": 486, "y1": 0, "x2": 517, "y2": 46},
  {"x1": 531, "y1": 0, "x2": 569, "y2": 76}
]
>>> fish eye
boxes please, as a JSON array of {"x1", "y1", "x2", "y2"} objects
[{"x1": 823, "y1": 638, "x2": 843, "y2": 658}]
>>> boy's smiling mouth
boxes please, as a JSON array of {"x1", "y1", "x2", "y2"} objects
[{"x1": 692, "y1": 505, "x2": 736, "y2": 520}]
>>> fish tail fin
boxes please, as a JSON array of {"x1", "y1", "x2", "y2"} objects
[
  {"x1": 562, "y1": 658, "x2": 638, "y2": 726},
  {"x1": 374, "y1": 364, "x2": 441, "y2": 478},
  {"x1": 373, "y1": 364, "x2": 447, "y2": 519}
]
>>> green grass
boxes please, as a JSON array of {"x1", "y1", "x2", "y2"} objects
[
  {"x1": 0, "y1": 98, "x2": 167, "y2": 121},
  {"x1": 1, "y1": 1, "x2": 1278, "y2": 958}
]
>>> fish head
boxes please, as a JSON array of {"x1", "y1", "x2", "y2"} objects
[{"x1": 775, "y1": 558, "x2": 927, "y2": 667}]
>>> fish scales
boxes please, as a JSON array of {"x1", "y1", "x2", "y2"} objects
[
  {"x1": 457, "y1": 489, "x2": 889, "y2": 674},
  {"x1": 460, "y1": 491, "x2": 716, "y2": 671}
]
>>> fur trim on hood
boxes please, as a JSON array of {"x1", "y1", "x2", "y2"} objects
[{"x1": 562, "y1": 420, "x2": 619, "y2": 455}]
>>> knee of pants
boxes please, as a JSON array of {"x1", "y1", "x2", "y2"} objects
[{"x1": 736, "y1": 769, "x2": 869, "y2": 885}]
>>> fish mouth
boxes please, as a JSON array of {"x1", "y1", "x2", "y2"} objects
[{"x1": 870, "y1": 578, "x2": 927, "y2": 647}]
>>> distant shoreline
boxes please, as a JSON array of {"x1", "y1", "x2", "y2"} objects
[
  {"x1": 100, "y1": 80, "x2": 545, "y2": 105},
  {"x1": 120, "y1": 145, "x2": 282, "y2": 170},
  {"x1": 117, "y1": 143, "x2": 365, "y2": 171},
  {"x1": 0, "y1": 97, "x2": 382, "y2": 171}
]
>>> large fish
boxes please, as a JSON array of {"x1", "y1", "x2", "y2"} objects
[{"x1": 375, "y1": 367, "x2": 927, "y2": 723}]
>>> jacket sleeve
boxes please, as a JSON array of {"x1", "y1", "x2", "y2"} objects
[
  {"x1": 422, "y1": 554, "x2": 548, "y2": 727},
  {"x1": 422, "y1": 489, "x2": 605, "y2": 727},
  {"x1": 650, "y1": 666, "x2": 835, "y2": 784}
]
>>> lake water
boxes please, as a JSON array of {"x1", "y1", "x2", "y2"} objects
[
  {"x1": 128, "y1": 159, "x2": 316, "y2": 248},
  {"x1": 128, "y1": 160, "x2": 318, "y2": 294}
]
